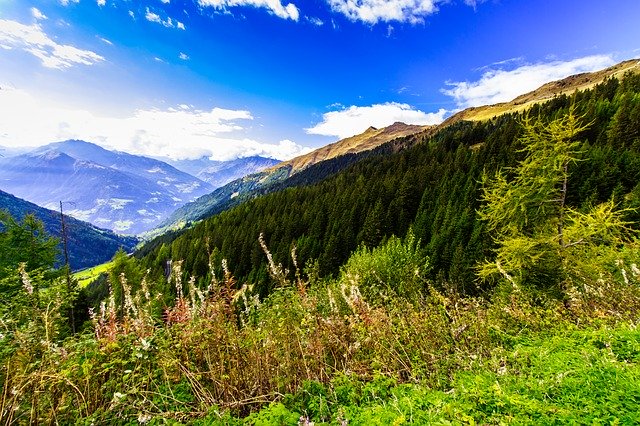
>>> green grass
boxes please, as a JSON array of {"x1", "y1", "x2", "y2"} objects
[
  {"x1": 203, "y1": 325, "x2": 640, "y2": 425},
  {"x1": 73, "y1": 260, "x2": 113, "y2": 287}
]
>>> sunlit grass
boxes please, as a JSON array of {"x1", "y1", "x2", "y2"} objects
[{"x1": 73, "y1": 260, "x2": 113, "y2": 287}]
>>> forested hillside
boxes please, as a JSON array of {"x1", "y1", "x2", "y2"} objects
[
  {"x1": 0, "y1": 190, "x2": 137, "y2": 270},
  {"x1": 136, "y1": 72, "x2": 640, "y2": 297},
  {"x1": 3, "y1": 69, "x2": 640, "y2": 425},
  {"x1": 153, "y1": 123, "x2": 429, "y2": 236}
]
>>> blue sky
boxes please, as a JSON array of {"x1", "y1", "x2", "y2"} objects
[{"x1": 1, "y1": 0, "x2": 639, "y2": 161}]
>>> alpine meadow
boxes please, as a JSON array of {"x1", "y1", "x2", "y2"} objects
[{"x1": 1, "y1": 0, "x2": 640, "y2": 424}]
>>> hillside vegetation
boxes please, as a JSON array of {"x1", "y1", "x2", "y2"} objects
[
  {"x1": 0, "y1": 190, "x2": 137, "y2": 270},
  {"x1": 1, "y1": 68, "x2": 640, "y2": 424},
  {"x1": 137, "y1": 71, "x2": 640, "y2": 298},
  {"x1": 152, "y1": 122, "x2": 429, "y2": 236}
]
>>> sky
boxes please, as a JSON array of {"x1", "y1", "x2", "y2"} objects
[{"x1": 0, "y1": 0, "x2": 639, "y2": 161}]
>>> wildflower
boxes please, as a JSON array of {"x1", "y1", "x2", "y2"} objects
[
  {"x1": 140, "y1": 337, "x2": 151, "y2": 351},
  {"x1": 18, "y1": 263, "x2": 33, "y2": 295},
  {"x1": 138, "y1": 413, "x2": 152, "y2": 424}
]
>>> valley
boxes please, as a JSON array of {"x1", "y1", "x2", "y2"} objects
[{"x1": 1, "y1": 1, "x2": 639, "y2": 423}]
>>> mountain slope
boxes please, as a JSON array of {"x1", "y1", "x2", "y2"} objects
[
  {"x1": 136, "y1": 62, "x2": 640, "y2": 295},
  {"x1": 166, "y1": 155, "x2": 281, "y2": 188},
  {"x1": 196, "y1": 156, "x2": 280, "y2": 188},
  {"x1": 0, "y1": 140, "x2": 213, "y2": 234},
  {"x1": 442, "y1": 59, "x2": 640, "y2": 124},
  {"x1": 0, "y1": 189, "x2": 137, "y2": 270},
  {"x1": 151, "y1": 122, "x2": 431, "y2": 235}
]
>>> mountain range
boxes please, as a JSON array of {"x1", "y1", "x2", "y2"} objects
[
  {"x1": 136, "y1": 59, "x2": 640, "y2": 294},
  {"x1": 166, "y1": 155, "x2": 281, "y2": 188},
  {"x1": 151, "y1": 122, "x2": 431, "y2": 236},
  {"x1": 0, "y1": 189, "x2": 137, "y2": 270},
  {"x1": 154, "y1": 56, "x2": 640, "y2": 237},
  {"x1": 0, "y1": 140, "x2": 279, "y2": 235}
]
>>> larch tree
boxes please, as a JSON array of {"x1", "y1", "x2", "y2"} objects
[{"x1": 478, "y1": 107, "x2": 638, "y2": 293}]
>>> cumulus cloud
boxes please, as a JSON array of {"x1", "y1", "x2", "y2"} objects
[
  {"x1": 30, "y1": 7, "x2": 48, "y2": 21},
  {"x1": 327, "y1": 0, "x2": 440, "y2": 24},
  {"x1": 198, "y1": 0, "x2": 300, "y2": 21},
  {"x1": 0, "y1": 19, "x2": 104, "y2": 69},
  {"x1": 145, "y1": 8, "x2": 185, "y2": 29},
  {"x1": 442, "y1": 55, "x2": 616, "y2": 109},
  {"x1": 306, "y1": 102, "x2": 446, "y2": 139},
  {"x1": 0, "y1": 86, "x2": 310, "y2": 161},
  {"x1": 179, "y1": 52, "x2": 189, "y2": 60},
  {"x1": 97, "y1": 0, "x2": 106, "y2": 6}
]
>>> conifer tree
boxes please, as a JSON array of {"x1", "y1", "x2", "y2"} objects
[{"x1": 478, "y1": 108, "x2": 637, "y2": 291}]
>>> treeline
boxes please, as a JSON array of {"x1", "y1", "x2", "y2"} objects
[{"x1": 134, "y1": 72, "x2": 640, "y2": 297}]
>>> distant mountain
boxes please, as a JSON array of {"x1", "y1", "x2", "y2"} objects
[
  {"x1": 148, "y1": 122, "x2": 430, "y2": 236},
  {"x1": 442, "y1": 59, "x2": 640, "y2": 125},
  {"x1": 167, "y1": 155, "x2": 281, "y2": 188},
  {"x1": 0, "y1": 140, "x2": 213, "y2": 234},
  {"x1": 0, "y1": 145, "x2": 29, "y2": 158},
  {"x1": 0, "y1": 189, "x2": 137, "y2": 270}
]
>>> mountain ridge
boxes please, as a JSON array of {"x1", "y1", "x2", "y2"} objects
[
  {"x1": 147, "y1": 122, "x2": 431, "y2": 236},
  {"x1": 441, "y1": 58, "x2": 640, "y2": 125},
  {"x1": 0, "y1": 189, "x2": 137, "y2": 270},
  {"x1": 0, "y1": 140, "x2": 214, "y2": 234}
]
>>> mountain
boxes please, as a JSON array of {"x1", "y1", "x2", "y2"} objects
[
  {"x1": 0, "y1": 145, "x2": 29, "y2": 158},
  {"x1": 271, "y1": 122, "x2": 430, "y2": 174},
  {"x1": 442, "y1": 59, "x2": 640, "y2": 125},
  {"x1": 0, "y1": 189, "x2": 137, "y2": 270},
  {"x1": 137, "y1": 62, "x2": 640, "y2": 295},
  {"x1": 167, "y1": 155, "x2": 281, "y2": 188},
  {"x1": 149, "y1": 122, "x2": 430, "y2": 235},
  {"x1": 0, "y1": 140, "x2": 213, "y2": 234}
]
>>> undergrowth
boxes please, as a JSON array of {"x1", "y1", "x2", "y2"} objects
[{"x1": 1, "y1": 233, "x2": 640, "y2": 424}]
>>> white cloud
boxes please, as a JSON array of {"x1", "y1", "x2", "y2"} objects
[
  {"x1": 0, "y1": 86, "x2": 310, "y2": 161},
  {"x1": 306, "y1": 102, "x2": 446, "y2": 139},
  {"x1": 30, "y1": 7, "x2": 48, "y2": 21},
  {"x1": 145, "y1": 8, "x2": 185, "y2": 29},
  {"x1": 0, "y1": 19, "x2": 104, "y2": 69},
  {"x1": 129, "y1": 10, "x2": 135, "y2": 19},
  {"x1": 179, "y1": 52, "x2": 189, "y2": 60},
  {"x1": 198, "y1": 0, "x2": 300, "y2": 21},
  {"x1": 60, "y1": 0, "x2": 80, "y2": 6},
  {"x1": 327, "y1": 0, "x2": 440, "y2": 24},
  {"x1": 98, "y1": 36, "x2": 113, "y2": 45},
  {"x1": 97, "y1": 0, "x2": 106, "y2": 6},
  {"x1": 306, "y1": 16, "x2": 324, "y2": 26},
  {"x1": 442, "y1": 55, "x2": 616, "y2": 109}
]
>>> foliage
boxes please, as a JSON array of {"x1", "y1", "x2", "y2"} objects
[
  {"x1": 478, "y1": 107, "x2": 639, "y2": 301},
  {"x1": 3, "y1": 224, "x2": 640, "y2": 423},
  {"x1": 338, "y1": 230, "x2": 429, "y2": 304},
  {"x1": 137, "y1": 72, "x2": 640, "y2": 296}
]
